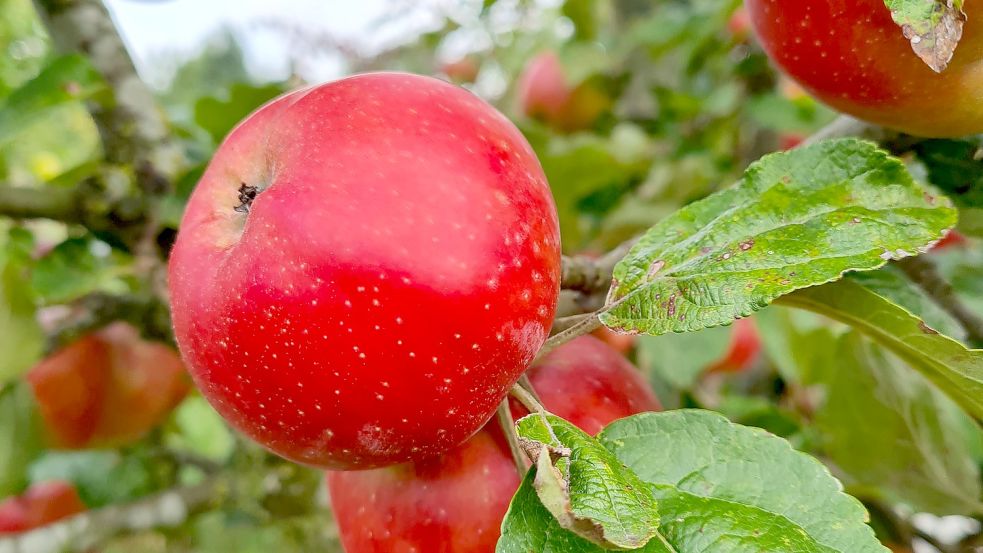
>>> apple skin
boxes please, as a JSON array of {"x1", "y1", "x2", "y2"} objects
[
  {"x1": 706, "y1": 318, "x2": 762, "y2": 374},
  {"x1": 0, "y1": 481, "x2": 86, "y2": 535},
  {"x1": 326, "y1": 335, "x2": 660, "y2": 553},
  {"x1": 746, "y1": 0, "x2": 983, "y2": 137},
  {"x1": 169, "y1": 73, "x2": 562, "y2": 470},
  {"x1": 26, "y1": 322, "x2": 189, "y2": 449}
]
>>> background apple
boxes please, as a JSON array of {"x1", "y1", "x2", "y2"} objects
[
  {"x1": 516, "y1": 52, "x2": 609, "y2": 133},
  {"x1": 517, "y1": 51, "x2": 570, "y2": 125},
  {"x1": 440, "y1": 57, "x2": 480, "y2": 84},
  {"x1": 326, "y1": 335, "x2": 660, "y2": 553},
  {"x1": 0, "y1": 481, "x2": 86, "y2": 535},
  {"x1": 169, "y1": 73, "x2": 562, "y2": 470},
  {"x1": 746, "y1": 0, "x2": 983, "y2": 137},
  {"x1": 705, "y1": 318, "x2": 762, "y2": 374},
  {"x1": 591, "y1": 326, "x2": 635, "y2": 355},
  {"x1": 26, "y1": 322, "x2": 189, "y2": 449}
]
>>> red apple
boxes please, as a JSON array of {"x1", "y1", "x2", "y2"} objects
[
  {"x1": 26, "y1": 322, "x2": 189, "y2": 449},
  {"x1": 778, "y1": 132, "x2": 806, "y2": 151},
  {"x1": 169, "y1": 73, "x2": 562, "y2": 470},
  {"x1": 706, "y1": 317, "x2": 762, "y2": 374},
  {"x1": 591, "y1": 326, "x2": 635, "y2": 355},
  {"x1": 0, "y1": 481, "x2": 86, "y2": 535},
  {"x1": 517, "y1": 52, "x2": 571, "y2": 124},
  {"x1": 516, "y1": 52, "x2": 608, "y2": 133},
  {"x1": 931, "y1": 229, "x2": 968, "y2": 251},
  {"x1": 747, "y1": 0, "x2": 983, "y2": 137},
  {"x1": 441, "y1": 57, "x2": 480, "y2": 84},
  {"x1": 727, "y1": 6, "x2": 752, "y2": 41},
  {"x1": 326, "y1": 335, "x2": 660, "y2": 553}
]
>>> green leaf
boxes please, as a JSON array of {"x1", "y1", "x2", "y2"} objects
[
  {"x1": 913, "y1": 138, "x2": 983, "y2": 209},
  {"x1": 883, "y1": 0, "x2": 965, "y2": 72},
  {"x1": 815, "y1": 332, "x2": 983, "y2": 515},
  {"x1": 911, "y1": 138, "x2": 983, "y2": 236},
  {"x1": 0, "y1": 382, "x2": 44, "y2": 496},
  {"x1": 0, "y1": 225, "x2": 42, "y2": 382},
  {"x1": 513, "y1": 413, "x2": 660, "y2": 549},
  {"x1": 194, "y1": 82, "x2": 285, "y2": 144},
  {"x1": 165, "y1": 395, "x2": 234, "y2": 462},
  {"x1": 498, "y1": 472, "x2": 671, "y2": 553},
  {"x1": 960, "y1": 207, "x2": 983, "y2": 237},
  {"x1": 0, "y1": 54, "x2": 104, "y2": 145},
  {"x1": 754, "y1": 305, "x2": 840, "y2": 384},
  {"x1": 28, "y1": 450, "x2": 155, "y2": 508},
  {"x1": 600, "y1": 410, "x2": 888, "y2": 553},
  {"x1": 778, "y1": 278, "x2": 983, "y2": 420},
  {"x1": 602, "y1": 139, "x2": 956, "y2": 335},
  {"x1": 636, "y1": 324, "x2": 731, "y2": 389},
  {"x1": 32, "y1": 236, "x2": 131, "y2": 304},
  {"x1": 850, "y1": 266, "x2": 966, "y2": 340}
]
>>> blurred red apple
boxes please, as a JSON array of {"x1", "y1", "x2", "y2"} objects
[
  {"x1": 0, "y1": 481, "x2": 86, "y2": 535},
  {"x1": 517, "y1": 52, "x2": 609, "y2": 132},
  {"x1": 931, "y1": 229, "x2": 968, "y2": 251},
  {"x1": 778, "y1": 132, "x2": 806, "y2": 151},
  {"x1": 441, "y1": 57, "x2": 480, "y2": 84},
  {"x1": 26, "y1": 322, "x2": 189, "y2": 449},
  {"x1": 591, "y1": 326, "x2": 635, "y2": 354},
  {"x1": 727, "y1": 6, "x2": 752, "y2": 40},
  {"x1": 706, "y1": 318, "x2": 762, "y2": 374}
]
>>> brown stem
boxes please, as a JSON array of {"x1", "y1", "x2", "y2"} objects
[
  {"x1": 509, "y1": 384, "x2": 546, "y2": 413},
  {"x1": 496, "y1": 400, "x2": 529, "y2": 478},
  {"x1": 0, "y1": 185, "x2": 82, "y2": 223},
  {"x1": 560, "y1": 237, "x2": 638, "y2": 294},
  {"x1": 43, "y1": 292, "x2": 174, "y2": 352},
  {"x1": 536, "y1": 311, "x2": 605, "y2": 361}
]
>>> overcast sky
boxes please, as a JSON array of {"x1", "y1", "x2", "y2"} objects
[{"x1": 103, "y1": 0, "x2": 448, "y2": 87}]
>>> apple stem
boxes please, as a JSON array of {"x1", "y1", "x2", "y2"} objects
[
  {"x1": 234, "y1": 183, "x2": 260, "y2": 214},
  {"x1": 536, "y1": 312, "x2": 604, "y2": 362},
  {"x1": 496, "y1": 400, "x2": 530, "y2": 477},
  {"x1": 510, "y1": 383, "x2": 546, "y2": 413},
  {"x1": 516, "y1": 374, "x2": 544, "y2": 403}
]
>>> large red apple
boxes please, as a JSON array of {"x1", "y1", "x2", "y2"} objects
[
  {"x1": 0, "y1": 481, "x2": 86, "y2": 535},
  {"x1": 746, "y1": 0, "x2": 983, "y2": 137},
  {"x1": 26, "y1": 322, "x2": 189, "y2": 449},
  {"x1": 326, "y1": 335, "x2": 660, "y2": 552},
  {"x1": 169, "y1": 73, "x2": 562, "y2": 470}
]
